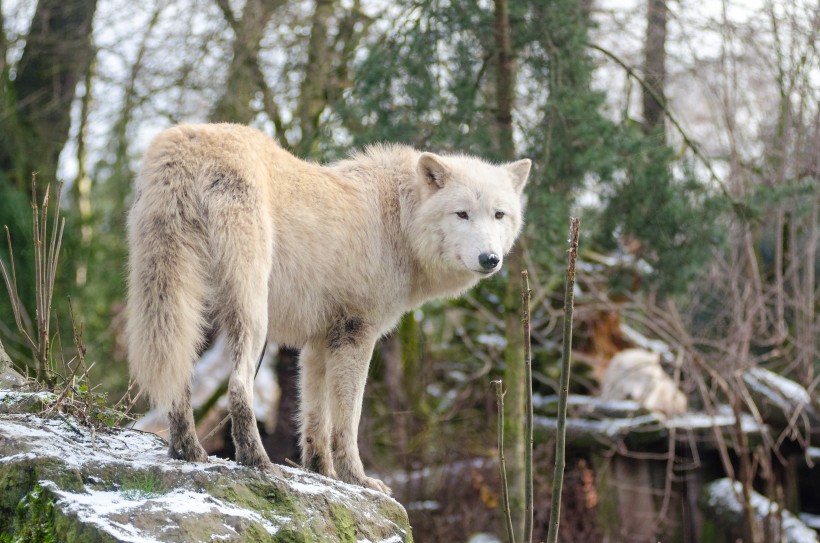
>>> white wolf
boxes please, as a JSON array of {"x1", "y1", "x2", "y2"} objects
[
  {"x1": 600, "y1": 349, "x2": 687, "y2": 415},
  {"x1": 127, "y1": 123, "x2": 530, "y2": 493}
]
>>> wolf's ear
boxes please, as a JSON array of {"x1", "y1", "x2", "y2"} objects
[
  {"x1": 417, "y1": 152, "x2": 450, "y2": 190},
  {"x1": 505, "y1": 159, "x2": 531, "y2": 195}
]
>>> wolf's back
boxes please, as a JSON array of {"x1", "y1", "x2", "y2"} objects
[{"x1": 126, "y1": 138, "x2": 209, "y2": 410}]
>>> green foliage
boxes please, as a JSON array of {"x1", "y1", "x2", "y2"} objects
[
  {"x1": 343, "y1": 0, "x2": 725, "y2": 299},
  {"x1": 120, "y1": 473, "x2": 164, "y2": 501},
  {"x1": 593, "y1": 129, "x2": 727, "y2": 295},
  {"x1": 0, "y1": 182, "x2": 36, "y2": 321},
  {"x1": 741, "y1": 177, "x2": 818, "y2": 221},
  {"x1": 336, "y1": 0, "x2": 497, "y2": 156},
  {"x1": 3, "y1": 485, "x2": 57, "y2": 543}
]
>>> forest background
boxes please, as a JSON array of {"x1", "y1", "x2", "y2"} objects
[{"x1": 0, "y1": 0, "x2": 817, "y2": 541}]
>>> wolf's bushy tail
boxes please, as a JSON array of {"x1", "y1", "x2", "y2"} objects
[{"x1": 126, "y1": 166, "x2": 208, "y2": 410}]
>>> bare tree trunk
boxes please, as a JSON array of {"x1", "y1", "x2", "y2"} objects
[
  {"x1": 0, "y1": 0, "x2": 98, "y2": 190},
  {"x1": 212, "y1": 0, "x2": 282, "y2": 125},
  {"x1": 642, "y1": 0, "x2": 668, "y2": 134},
  {"x1": 0, "y1": 0, "x2": 6, "y2": 75},
  {"x1": 494, "y1": 0, "x2": 515, "y2": 161},
  {"x1": 296, "y1": 0, "x2": 334, "y2": 157},
  {"x1": 494, "y1": 0, "x2": 525, "y2": 540}
]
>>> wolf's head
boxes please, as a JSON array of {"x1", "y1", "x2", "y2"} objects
[{"x1": 407, "y1": 152, "x2": 530, "y2": 280}]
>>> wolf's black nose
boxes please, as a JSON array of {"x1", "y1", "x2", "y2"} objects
[{"x1": 479, "y1": 253, "x2": 500, "y2": 270}]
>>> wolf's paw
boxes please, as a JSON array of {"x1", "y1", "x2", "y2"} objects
[
  {"x1": 236, "y1": 449, "x2": 274, "y2": 471},
  {"x1": 259, "y1": 461, "x2": 285, "y2": 478},
  {"x1": 168, "y1": 440, "x2": 208, "y2": 463},
  {"x1": 304, "y1": 454, "x2": 337, "y2": 479},
  {"x1": 360, "y1": 476, "x2": 392, "y2": 495},
  {"x1": 341, "y1": 472, "x2": 392, "y2": 495}
]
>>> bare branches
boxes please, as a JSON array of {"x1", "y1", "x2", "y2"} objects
[
  {"x1": 494, "y1": 380, "x2": 516, "y2": 543},
  {"x1": 0, "y1": 178, "x2": 65, "y2": 384},
  {"x1": 547, "y1": 217, "x2": 580, "y2": 543},
  {"x1": 522, "y1": 271, "x2": 533, "y2": 543},
  {"x1": 587, "y1": 42, "x2": 735, "y2": 204}
]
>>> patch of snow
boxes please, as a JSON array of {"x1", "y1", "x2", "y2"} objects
[
  {"x1": 2, "y1": 411, "x2": 409, "y2": 542},
  {"x1": 279, "y1": 465, "x2": 393, "y2": 503},
  {"x1": 285, "y1": 479, "x2": 340, "y2": 496},
  {"x1": 532, "y1": 393, "x2": 644, "y2": 414},
  {"x1": 0, "y1": 451, "x2": 36, "y2": 463},
  {"x1": 368, "y1": 536, "x2": 404, "y2": 543},
  {"x1": 0, "y1": 389, "x2": 57, "y2": 404},
  {"x1": 41, "y1": 482, "x2": 281, "y2": 540},
  {"x1": 800, "y1": 513, "x2": 820, "y2": 530},
  {"x1": 407, "y1": 500, "x2": 440, "y2": 511},
  {"x1": 0, "y1": 414, "x2": 239, "y2": 475},
  {"x1": 476, "y1": 333, "x2": 507, "y2": 348},
  {"x1": 468, "y1": 534, "x2": 503, "y2": 543},
  {"x1": 705, "y1": 479, "x2": 819, "y2": 543},
  {"x1": 535, "y1": 414, "x2": 660, "y2": 438},
  {"x1": 745, "y1": 367, "x2": 812, "y2": 407},
  {"x1": 667, "y1": 410, "x2": 765, "y2": 434}
]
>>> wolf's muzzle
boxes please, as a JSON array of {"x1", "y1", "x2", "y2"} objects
[{"x1": 478, "y1": 252, "x2": 500, "y2": 271}]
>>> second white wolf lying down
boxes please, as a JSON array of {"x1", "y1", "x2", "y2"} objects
[
  {"x1": 600, "y1": 348, "x2": 688, "y2": 415},
  {"x1": 127, "y1": 123, "x2": 531, "y2": 494}
]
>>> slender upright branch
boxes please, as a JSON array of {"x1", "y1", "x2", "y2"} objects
[
  {"x1": 0, "y1": 180, "x2": 64, "y2": 385},
  {"x1": 546, "y1": 217, "x2": 580, "y2": 543},
  {"x1": 494, "y1": 380, "x2": 516, "y2": 543},
  {"x1": 522, "y1": 270, "x2": 533, "y2": 543}
]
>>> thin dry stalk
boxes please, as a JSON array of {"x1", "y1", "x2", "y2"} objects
[
  {"x1": 521, "y1": 270, "x2": 533, "y2": 543},
  {"x1": 0, "y1": 178, "x2": 65, "y2": 385},
  {"x1": 494, "y1": 379, "x2": 516, "y2": 543},
  {"x1": 546, "y1": 217, "x2": 580, "y2": 543}
]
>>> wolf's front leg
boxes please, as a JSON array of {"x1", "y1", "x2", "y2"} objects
[
  {"x1": 298, "y1": 341, "x2": 336, "y2": 479},
  {"x1": 326, "y1": 320, "x2": 391, "y2": 495}
]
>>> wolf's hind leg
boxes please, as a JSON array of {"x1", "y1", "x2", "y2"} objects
[
  {"x1": 168, "y1": 384, "x2": 208, "y2": 462},
  {"x1": 227, "y1": 333, "x2": 272, "y2": 470},
  {"x1": 326, "y1": 321, "x2": 391, "y2": 494},
  {"x1": 298, "y1": 341, "x2": 335, "y2": 478},
  {"x1": 205, "y1": 173, "x2": 275, "y2": 472},
  {"x1": 219, "y1": 278, "x2": 274, "y2": 471}
]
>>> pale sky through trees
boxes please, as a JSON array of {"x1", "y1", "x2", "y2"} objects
[{"x1": 4, "y1": 0, "x2": 815, "y2": 190}]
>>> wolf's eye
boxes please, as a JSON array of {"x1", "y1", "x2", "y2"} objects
[
  {"x1": 456, "y1": 211, "x2": 469, "y2": 220},
  {"x1": 495, "y1": 211, "x2": 505, "y2": 219}
]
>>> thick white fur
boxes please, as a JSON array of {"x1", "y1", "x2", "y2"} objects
[
  {"x1": 600, "y1": 348, "x2": 687, "y2": 415},
  {"x1": 127, "y1": 123, "x2": 530, "y2": 492}
]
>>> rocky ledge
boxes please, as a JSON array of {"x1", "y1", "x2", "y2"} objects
[{"x1": 0, "y1": 390, "x2": 412, "y2": 543}]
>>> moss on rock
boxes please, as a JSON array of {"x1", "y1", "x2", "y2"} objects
[{"x1": 0, "y1": 392, "x2": 413, "y2": 542}]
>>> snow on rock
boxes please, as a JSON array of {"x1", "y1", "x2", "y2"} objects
[
  {"x1": 535, "y1": 397, "x2": 769, "y2": 451},
  {"x1": 0, "y1": 390, "x2": 412, "y2": 543},
  {"x1": 743, "y1": 367, "x2": 820, "y2": 430},
  {"x1": 701, "y1": 478, "x2": 819, "y2": 543}
]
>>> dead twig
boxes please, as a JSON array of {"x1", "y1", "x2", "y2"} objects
[
  {"x1": 494, "y1": 379, "x2": 516, "y2": 543},
  {"x1": 546, "y1": 217, "x2": 580, "y2": 543},
  {"x1": 522, "y1": 270, "x2": 533, "y2": 543}
]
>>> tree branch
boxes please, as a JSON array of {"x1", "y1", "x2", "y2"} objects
[{"x1": 546, "y1": 217, "x2": 580, "y2": 543}]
